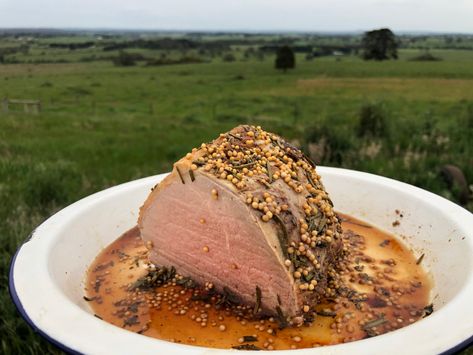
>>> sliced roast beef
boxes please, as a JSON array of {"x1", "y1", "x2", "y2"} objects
[{"x1": 138, "y1": 125, "x2": 344, "y2": 321}]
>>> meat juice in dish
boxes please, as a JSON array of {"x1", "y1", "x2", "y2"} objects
[
  {"x1": 85, "y1": 215, "x2": 431, "y2": 350},
  {"x1": 85, "y1": 126, "x2": 432, "y2": 350}
]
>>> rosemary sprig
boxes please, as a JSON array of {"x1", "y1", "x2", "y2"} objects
[
  {"x1": 232, "y1": 344, "x2": 261, "y2": 350},
  {"x1": 423, "y1": 304, "x2": 433, "y2": 317},
  {"x1": 303, "y1": 271, "x2": 315, "y2": 282},
  {"x1": 233, "y1": 161, "x2": 257, "y2": 169},
  {"x1": 275, "y1": 305, "x2": 288, "y2": 329},
  {"x1": 302, "y1": 152, "x2": 317, "y2": 168},
  {"x1": 176, "y1": 276, "x2": 197, "y2": 289},
  {"x1": 305, "y1": 170, "x2": 317, "y2": 190},
  {"x1": 228, "y1": 133, "x2": 242, "y2": 141},
  {"x1": 416, "y1": 253, "x2": 425, "y2": 265},
  {"x1": 253, "y1": 286, "x2": 262, "y2": 315},
  {"x1": 217, "y1": 286, "x2": 240, "y2": 306},
  {"x1": 316, "y1": 310, "x2": 337, "y2": 317},
  {"x1": 259, "y1": 179, "x2": 271, "y2": 189},
  {"x1": 317, "y1": 216, "x2": 327, "y2": 233},
  {"x1": 266, "y1": 161, "x2": 273, "y2": 183},
  {"x1": 289, "y1": 252, "x2": 307, "y2": 268},
  {"x1": 273, "y1": 214, "x2": 288, "y2": 258},
  {"x1": 129, "y1": 266, "x2": 176, "y2": 290},
  {"x1": 123, "y1": 315, "x2": 139, "y2": 327},
  {"x1": 175, "y1": 166, "x2": 185, "y2": 184},
  {"x1": 362, "y1": 316, "x2": 387, "y2": 336},
  {"x1": 242, "y1": 335, "x2": 258, "y2": 342}
]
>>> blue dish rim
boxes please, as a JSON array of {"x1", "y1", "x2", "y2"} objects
[
  {"x1": 9, "y1": 239, "x2": 82, "y2": 355},
  {"x1": 8, "y1": 238, "x2": 473, "y2": 355}
]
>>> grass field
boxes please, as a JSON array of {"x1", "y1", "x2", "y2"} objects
[{"x1": 1, "y1": 34, "x2": 473, "y2": 354}]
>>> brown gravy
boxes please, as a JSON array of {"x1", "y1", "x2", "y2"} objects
[{"x1": 85, "y1": 214, "x2": 431, "y2": 350}]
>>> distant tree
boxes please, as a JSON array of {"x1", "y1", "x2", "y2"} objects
[
  {"x1": 361, "y1": 28, "x2": 398, "y2": 61},
  {"x1": 222, "y1": 53, "x2": 236, "y2": 62},
  {"x1": 255, "y1": 50, "x2": 265, "y2": 61},
  {"x1": 113, "y1": 51, "x2": 137, "y2": 66},
  {"x1": 275, "y1": 46, "x2": 295, "y2": 72}
]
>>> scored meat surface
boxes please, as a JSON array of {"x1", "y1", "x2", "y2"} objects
[{"x1": 138, "y1": 125, "x2": 344, "y2": 320}]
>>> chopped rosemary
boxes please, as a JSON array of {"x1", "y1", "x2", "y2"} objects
[
  {"x1": 242, "y1": 335, "x2": 258, "y2": 342},
  {"x1": 232, "y1": 344, "x2": 261, "y2": 350},
  {"x1": 253, "y1": 286, "x2": 262, "y2": 315},
  {"x1": 290, "y1": 252, "x2": 307, "y2": 268},
  {"x1": 123, "y1": 315, "x2": 139, "y2": 327},
  {"x1": 316, "y1": 310, "x2": 336, "y2": 317},
  {"x1": 217, "y1": 286, "x2": 240, "y2": 306},
  {"x1": 137, "y1": 324, "x2": 150, "y2": 334},
  {"x1": 266, "y1": 161, "x2": 273, "y2": 183},
  {"x1": 127, "y1": 301, "x2": 141, "y2": 313},
  {"x1": 191, "y1": 160, "x2": 205, "y2": 167},
  {"x1": 176, "y1": 276, "x2": 197, "y2": 289},
  {"x1": 190, "y1": 290, "x2": 214, "y2": 302},
  {"x1": 189, "y1": 169, "x2": 195, "y2": 182},
  {"x1": 303, "y1": 271, "x2": 315, "y2": 282},
  {"x1": 93, "y1": 260, "x2": 114, "y2": 272},
  {"x1": 305, "y1": 170, "x2": 317, "y2": 190},
  {"x1": 302, "y1": 153, "x2": 317, "y2": 168},
  {"x1": 284, "y1": 145, "x2": 302, "y2": 162},
  {"x1": 275, "y1": 305, "x2": 288, "y2": 329},
  {"x1": 233, "y1": 161, "x2": 257, "y2": 169},
  {"x1": 379, "y1": 239, "x2": 390, "y2": 247},
  {"x1": 175, "y1": 166, "x2": 185, "y2": 184},
  {"x1": 129, "y1": 266, "x2": 176, "y2": 290},
  {"x1": 362, "y1": 317, "x2": 387, "y2": 333},
  {"x1": 317, "y1": 216, "x2": 327, "y2": 233},
  {"x1": 307, "y1": 212, "x2": 326, "y2": 234},
  {"x1": 423, "y1": 304, "x2": 433, "y2": 317},
  {"x1": 416, "y1": 253, "x2": 425, "y2": 265},
  {"x1": 228, "y1": 133, "x2": 242, "y2": 141},
  {"x1": 273, "y1": 214, "x2": 288, "y2": 258},
  {"x1": 307, "y1": 214, "x2": 318, "y2": 232},
  {"x1": 259, "y1": 179, "x2": 271, "y2": 189}
]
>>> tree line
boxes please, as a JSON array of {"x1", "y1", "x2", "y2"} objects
[{"x1": 274, "y1": 28, "x2": 399, "y2": 72}]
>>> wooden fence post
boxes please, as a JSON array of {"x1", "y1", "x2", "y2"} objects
[
  {"x1": 3, "y1": 99, "x2": 40, "y2": 114},
  {"x1": 2, "y1": 97, "x2": 8, "y2": 113}
]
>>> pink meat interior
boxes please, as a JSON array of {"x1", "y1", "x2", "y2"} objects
[{"x1": 139, "y1": 172, "x2": 298, "y2": 314}]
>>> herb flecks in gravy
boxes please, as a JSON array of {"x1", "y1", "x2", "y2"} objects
[{"x1": 85, "y1": 214, "x2": 431, "y2": 350}]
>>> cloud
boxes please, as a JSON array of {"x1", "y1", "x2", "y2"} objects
[{"x1": 0, "y1": 0, "x2": 471, "y2": 33}]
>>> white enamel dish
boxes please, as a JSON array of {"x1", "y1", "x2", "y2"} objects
[{"x1": 9, "y1": 167, "x2": 473, "y2": 354}]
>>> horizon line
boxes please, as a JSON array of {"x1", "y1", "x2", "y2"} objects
[{"x1": 1, "y1": 27, "x2": 472, "y2": 36}]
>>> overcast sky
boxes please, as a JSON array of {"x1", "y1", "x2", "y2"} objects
[{"x1": 0, "y1": 0, "x2": 472, "y2": 33}]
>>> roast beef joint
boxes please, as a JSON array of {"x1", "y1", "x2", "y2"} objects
[{"x1": 139, "y1": 125, "x2": 347, "y2": 324}]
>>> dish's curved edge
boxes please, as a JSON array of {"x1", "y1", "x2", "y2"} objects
[
  {"x1": 9, "y1": 240, "x2": 82, "y2": 355},
  {"x1": 441, "y1": 336, "x2": 473, "y2": 355}
]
